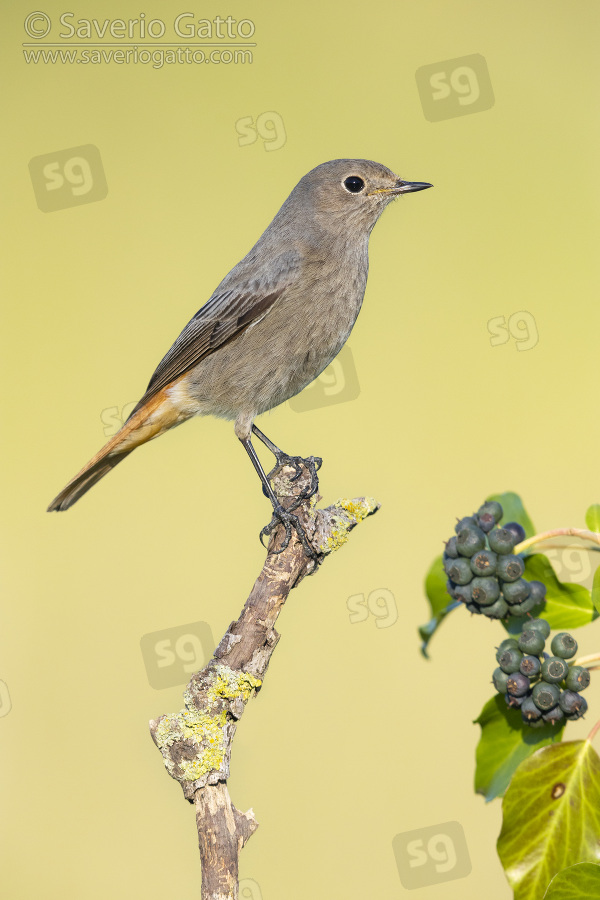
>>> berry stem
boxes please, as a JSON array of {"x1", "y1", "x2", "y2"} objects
[
  {"x1": 515, "y1": 528, "x2": 600, "y2": 554},
  {"x1": 574, "y1": 652, "x2": 600, "y2": 668},
  {"x1": 586, "y1": 719, "x2": 600, "y2": 746}
]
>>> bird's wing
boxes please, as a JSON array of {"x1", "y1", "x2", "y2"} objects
[{"x1": 135, "y1": 249, "x2": 302, "y2": 407}]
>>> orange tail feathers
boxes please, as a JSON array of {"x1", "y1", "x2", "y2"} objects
[{"x1": 47, "y1": 390, "x2": 181, "y2": 512}]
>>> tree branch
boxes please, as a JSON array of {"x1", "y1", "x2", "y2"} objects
[{"x1": 149, "y1": 461, "x2": 379, "y2": 899}]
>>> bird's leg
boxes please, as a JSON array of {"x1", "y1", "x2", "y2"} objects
[
  {"x1": 251, "y1": 424, "x2": 322, "y2": 504},
  {"x1": 240, "y1": 435, "x2": 319, "y2": 560}
]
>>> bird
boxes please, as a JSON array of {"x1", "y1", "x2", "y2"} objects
[{"x1": 48, "y1": 158, "x2": 432, "y2": 552}]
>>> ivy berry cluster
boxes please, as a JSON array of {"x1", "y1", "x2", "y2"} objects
[
  {"x1": 443, "y1": 500, "x2": 546, "y2": 619},
  {"x1": 493, "y1": 620, "x2": 590, "y2": 726}
]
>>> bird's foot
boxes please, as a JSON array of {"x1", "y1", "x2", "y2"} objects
[
  {"x1": 259, "y1": 503, "x2": 319, "y2": 561},
  {"x1": 263, "y1": 454, "x2": 322, "y2": 511}
]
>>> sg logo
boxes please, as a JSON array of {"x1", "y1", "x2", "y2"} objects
[
  {"x1": 347, "y1": 588, "x2": 398, "y2": 629},
  {"x1": 29, "y1": 144, "x2": 108, "y2": 212},
  {"x1": 415, "y1": 54, "x2": 494, "y2": 122},
  {"x1": 288, "y1": 345, "x2": 360, "y2": 413},
  {"x1": 488, "y1": 311, "x2": 539, "y2": 351},
  {"x1": 236, "y1": 111, "x2": 287, "y2": 151},
  {"x1": 140, "y1": 620, "x2": 215, "y2": 689},
  {"x1": 393, "y1": 821, "x2": 471, "y2": 889},
  {"x1": 101, "y1": 402, "x2": 137, "y2": 437}
]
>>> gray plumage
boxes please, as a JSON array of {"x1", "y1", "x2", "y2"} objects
[{"x1": 48, "y1": 158, "x2": 431, "y2": 512}]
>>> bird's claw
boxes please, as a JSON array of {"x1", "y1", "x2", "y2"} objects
[
  {"x1": 274, "y1": 454, "x2": 322, "y2": 509},
  {"x1": 259, "y1": 503, "x2": 319, "y2": 561}
]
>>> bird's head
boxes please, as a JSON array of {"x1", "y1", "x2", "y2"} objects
[{"x1": 290, "y1": 158, "x2": 432, "y2": 235}]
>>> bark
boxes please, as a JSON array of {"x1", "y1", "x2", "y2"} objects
[{"x1": 150, "y1": 461, "x2": 379, "y2": 899}]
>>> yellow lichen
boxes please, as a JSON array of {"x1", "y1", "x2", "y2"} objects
[
  {"x1": 333, "y1": 497, "x2": 378, "y2": 522},
  {"x1": 318, "y1": 497, "x2": 379, "y2": 553},
  {"x1": 154, "y1": 665, "x2": 262, "y2": 782}
]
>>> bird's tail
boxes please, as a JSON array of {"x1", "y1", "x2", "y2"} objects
[{"x1": 47, "y1": 389, "x2": 181, "y2": 512}]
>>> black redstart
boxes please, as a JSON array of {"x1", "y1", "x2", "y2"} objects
[{"x1": 48, "y1": 159, "x2": 432, "y2": 549}]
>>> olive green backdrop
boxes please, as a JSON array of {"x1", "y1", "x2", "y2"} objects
[{"x1": 2, "y1": 2, "x2": 599, "y2": 898}]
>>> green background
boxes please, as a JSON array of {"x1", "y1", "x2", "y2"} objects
[{"x1": 2, "y1": 2, "x2": 599, "y2": 898}]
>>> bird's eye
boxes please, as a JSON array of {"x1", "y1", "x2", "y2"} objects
[{"x1": 343, "y1": 176, "x2": 365, "y2": 194}]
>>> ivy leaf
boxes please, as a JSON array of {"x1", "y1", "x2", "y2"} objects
[
  {"x1": 544, "y1": 863, "x2": 600, "y2": 899},
  {"x1": 419, "y1": 555, "x2": 460, "y2": 658},
  {"x1": 523, "y1": 554, "x2": 597, "y2": 629},
  {"x1": 474, "y1": 694, "x2": 564, "y2": 802},
  {"x1": 487, "y1": 491, "x2": 536, "y2": 538},
  {"x1": 585, "y1": 505, "x2": 600, "y2": 533},
  {"x1": 497, "y1": 740, "x2": 600, "y2": 900},
  {"x1": 592, "y1": 567, "x2": 600, "y2": 616}
]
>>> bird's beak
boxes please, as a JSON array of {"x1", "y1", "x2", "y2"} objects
[{"x1": 393, "y1": 180, "x2": 433, "y2": 194}]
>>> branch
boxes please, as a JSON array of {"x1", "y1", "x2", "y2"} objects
[{"x1": 149, "y1": 461, "x2": 379, "y2": 900}]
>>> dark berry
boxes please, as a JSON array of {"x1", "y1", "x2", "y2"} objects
[
  {"x1": 505, "y1": 693, "x2": 524, "y2": 709},
  {"x1": 507, "y1": 672, "x2": 530, "y2": 697},
  {"x1": 503, "y1": 521, "x2": 526, "y2": 544},
  {"x1": 444, "y1": 558, "x2": 473, "y2": 585},
  {"x1": 528, "y1": 582, "x2": 547, "y2": 605},
  {"x1": 551, "y1": 633, "x2": 578, "y2": 659},
  {"x1": 527, "y1": 617, "x2": 551, "y2": 639},
  {"x1": 466, "y1": 602, "x2": 481, "y2": 614},
  {"x1": 496, "y1": 555, "x2": 525, "y2": 583},
  {"x1": 492, "y1": 667, "x2": 510, "y2": 694},
  {"x1": 444, "y1": 536, "x2": 459, "y2": 559},
  {"x1": 541, "y1": 657, "x2": 569, "y2": 684},
  {"x1": 565, "y1": 666, "x2": 591, "y2": 692},
  {"x1": 476, "y1": 501, "x2": 503, "y2": 533},
  {"x1": 470, "y1": 549, "x2": 498, "y2": 576},
  {"x1": 448, "y1": 581, "x2": 472, "y2": 604},
  {"x1": 566, "y1": 695, "x2": 588, "y2": 720},
  {"x1": 456, "y1": 525, "x2": 486, "y2": 558},
  {"x1": 521, "y1": 694, "x2": 542, "y2": 723},
  {"x1": 470, "y1": 576, "x2": 500, "y2": 606},
  {"x1": 502, "y1": 579, "x2": 531, "y2": 605},
  {"x1": 498, "y1": 647, "x2": 524, "y2": 674},
  {"x1": 518, "y1": 629, "x2": 546, "y2": 655},
  {"x1": 488, "y1": 527, "x2": 517, "y2": 555},
  {"x1": 520, "y1": 655, "x2": 541, "y2": 678},
  {"x1": 542, "y1": 705, "x2": 565, "y2": 725},
  {"x1": 496, "y1": 638, "x2": 519, "y2": 660},
  {"x1": 508, "y1": 596, "x2": 537, "y2": 616},
  {"x1": 483, "y1": 597, "x2": 509, "y2": 619},
  {"x1": 455, "y1": 516, "x2": 478, "y2": 534},
  {"x1": 532, "y1": 682, "x2": 561, "y2": 711},
  {"x1": 559, "y1": 690, "x2": 587, "y2": 718}
]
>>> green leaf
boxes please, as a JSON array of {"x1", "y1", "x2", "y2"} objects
[
  {"x1": 592, "y1": 567, "x2": 600, "y2": 616},
  {"x1": 544, "y1": 863, "x2": 600, "y2": 899},
  {"x1": 487, "y1": 491, "x2": 536, "y2": 538},
  {"x1": 419, "y1": 555, "x2": 459, "y2": 658},
  {"x1": 474, "y1": 694, "x2": 564, "y2": 802},
  {"x1": 523, "y1": 554, "x2": 597, "y2": 629},
  {"x1": 585, "y1": 505, "x2": 600, "y2": 533},
  {"x1": 497, "y1": 740, "x2": 600, "y2": 900}
]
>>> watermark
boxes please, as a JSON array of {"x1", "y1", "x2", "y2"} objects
[
  {"x1": 0, "y1": 680, "x2": 12, "y2": 718},
  {"x1": 488, "y1": 311, "x2": 539, "y2": 351},
  {"x1": 288, "y1": 346, "x2": 360, "y2": 413},
  {"x1": 393, "y1": 821, "x2": 471, "y2": 889},
  {"x1": 347, "y1": 589, "x2": 397, "y2": 629},
  {"x1": 101, "y1": 401, "x2": 137, "y2": 437},
  {"x1": 416, "y1": 54, "x2": 494, "y2": 122},
  {"x1": 29, "y1": 144, "x2": 107, "y2": 212},
  {"x1": 140, "y1": 620, "x2": 215, "y2": 689},
  {"x1": 236, "y1": 111, "x2": 286, "y2": 152},
  {"x1": 22, "y1": 12, "x2": 255, "y2": 68},
  {"x1": 545, "y1": 543, "x2": 597, "y2": 592},
  {"x1": 239, "y1": 878, "x2": 262, "y2": 900}
]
